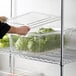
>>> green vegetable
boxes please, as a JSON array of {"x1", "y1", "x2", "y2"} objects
[
  {"x1": 15, "y1": 37, "x2": 29, "y2": 51},
  {"x1": 11, "y1": 35, "x2": 20, "y2": 45},
  {"x1": 27, "y1": 36, "x2": 46, "y2": 52},
  {"x1": 0, "y1": 34, "x2": 9, "y2": 48},
  {"x1": 44, "y1": 34, "x2": 60, "y2": 50},
  {"x1": 15, "y1": 27, "x2": 67, "y2": 52},
  {"x1": 27, "y1": 38, "x2": 39, "y2": 52},
  {"x1": 38, "y1": 28, "x2": 54, "y2": 33}
]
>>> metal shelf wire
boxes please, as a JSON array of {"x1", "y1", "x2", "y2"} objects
[
  {"x1": 1, "y1": 48, "x2": 76, "y2": 65},
  {"x1": 1, "y1": 12, "x2": 76, "y2": 66},
  {"x1": 12, "y1": 48, "x2": 76, "y2": 65}
]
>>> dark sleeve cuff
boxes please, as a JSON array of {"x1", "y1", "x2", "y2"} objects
[{"x1": 0, "y1": 22, "x2": 11, "y2": 39}]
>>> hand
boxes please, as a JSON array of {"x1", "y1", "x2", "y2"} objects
[
  {"x1": 8, "y1": 25, "x2": 30, "y2": 35},
  {"x1": 0, "y1": 16, "x2": 7, "y2": 22},
  {"x1": 16, "y1": 26, "x2": 30, "y2": 35}
]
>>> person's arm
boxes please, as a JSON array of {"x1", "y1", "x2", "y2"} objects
[
  {"x1": 0, "y1": 21, "x2": 30, "y2": 39},
  {"x1": 0, "y1": 21, "x2": 11, "y2": 38},
  {"x1": 0, "y1": 16, "x2": 30, "y2": 39},
  {"x1": 8, "y1": 25, "x2": 30, "y2": 35},
  {"x1": 0, "y1": 16, "x2": 30, "y2": 35}
]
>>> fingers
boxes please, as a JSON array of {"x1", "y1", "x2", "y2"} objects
[
  {"x1": 24, "y1": 26, "x2": 30, "y2": 31},
  {"x1": 16, "y1": 26, "x2": 30, "y2": 35},
  {"x1": 0, "y1": 16, "x2": 8, "y2": 22},
  {"x1": 21, "y1": 26, "x2": 30, "y2": 35}
]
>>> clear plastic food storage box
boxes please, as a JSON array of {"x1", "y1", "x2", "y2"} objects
[
  {"x1": 7, "y1": 12, "x2": 76, "y2": 65},
  {"x1": 7, "y1": 12, "x2": 61, "y2": 53},
  {"x1": 1, "y1": 12, "x2": 76, "y2": 65},
  {"x1": 11, "y1": 29, "x2": 61, "y2": 53},
  {"x1": 0, "y1": 71, "x2": 27, "y2": 76},
  {"x1": 0, "y1": 69, "x2": 46, "y2": 76},
  {"x1": 6, "y1": 12, "x2": 65, "y2": 64},
  {"x1": 0, "y1": 71, "x2": 16, "y2": 76}
]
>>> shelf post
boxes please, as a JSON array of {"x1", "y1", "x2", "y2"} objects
[
  {"x1": 60, "y1": 0, "x2": 64, "y2": 76},
  {"x1": 9, "y1": 0, "x2": 15, "y2": 74}
]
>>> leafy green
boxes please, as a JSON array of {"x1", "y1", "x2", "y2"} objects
[
  {"x1": 15, "y1": 37, "x2": 29, "y2": 50},
  {"x1": 0, "y1": 34, "x2": 9, "y2": 48},
  {"x1": 38, "y1": 28, "x2": 54, "y2": 33},
  {"x1": 15, "y1": 28, "x2": 66, "y2": 52}
]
